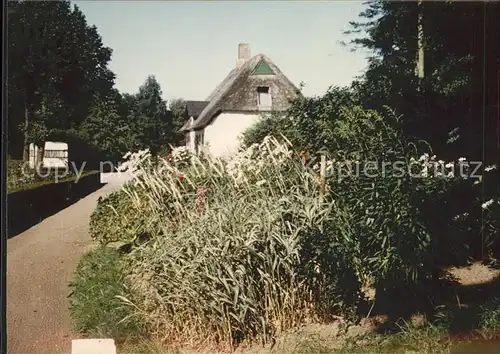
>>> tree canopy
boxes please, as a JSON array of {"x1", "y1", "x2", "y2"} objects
[
  {"x1": 8, "y1": 0, "x2": 185, "y2": 162},
  {"x1": 8, "y1": 0, "x2": 115, "y2": 157},
  {"x1": 346, "y1": 0, "x2": 500, "y2": 162}
]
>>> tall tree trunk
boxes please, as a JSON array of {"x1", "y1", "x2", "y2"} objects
[
  {"x1": 416, "y1": 0, "x2": 425, "y2": 90},
  {"x1": 22, "y1": 105, "x2": 30, "y2": 162}
]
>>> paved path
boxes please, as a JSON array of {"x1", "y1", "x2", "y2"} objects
[{"x1": 7, "y1": 173, "x2": 134, "y2": 354}]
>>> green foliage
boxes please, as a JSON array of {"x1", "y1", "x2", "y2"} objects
[
  {"x1": 242, "y1": 86, "x2": 361, "y2": 153},
  {"x1": 7, "y1": 159, "x2": 35, "y2": 192},
  {"x1": 78, "y1": 93, "x2": 135, "y2": 160},
  {"x1": 7, "y1": 1, "x2": 188, "y2": 158},
  {"x1": 127, "y1": 76, "x2": 173, "y2": 154},
  {"x1": 340, "y1": 321, "x2": 450, "y2": 354},
  {"x1": 89, "y1": 187, "x2": 150, "y2": 246},
  {"x1": 242, "y1": 114, "x2": 294, "y2": 148},
  {"x1": 169, "y1": 98, "x2": 188, "y2": 146},
  {"x1": 319, "y1": 107, "x2": 468, "y2": 293},
  {"x1": 7, "y1": 157, "x2": 98, "y2": 193},
  {"x1": 247, "y1": 99, "x2": 474, "y2": 289},
  {"x1": 20, "y1": 118, "x2": 49, "y2": 147},
  {"x1": 69, "y1": 247, "x2": 144, "y2": 341},
  {"x1": 8, "y1": 0, "x2": 115, "y2": 156},
  {"x1": 478, "y1": 298, "x2": 500, "y2": 340},
  {"x1": 8, "y1": 170, "x2": 98, "y2": 194},
  {"x1": 79, "y1": 77, "x2": 184, "y2": 159},
  {"x1": 346, "y1": 0, "x2": 500, "y2": 164}
]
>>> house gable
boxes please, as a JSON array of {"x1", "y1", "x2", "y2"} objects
[{"x1": 190, "y1": 53, "x2": 302, "y2": 130}]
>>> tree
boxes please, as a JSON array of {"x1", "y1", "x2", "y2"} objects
[
  {"x1": 127, "y1": 76, "x2": 173, "y2": 154},
  {"x1": 346, "y1": 0, "x2": 500, "y2": 161},
  {"x1": 169, "y1": 98, "x2": 188, "y2": 146},
  {"x1": 78, "y1": 93, "x2": 135, "y2": 161},
  {"x1": 8, "y1": 0, "x2": 115, "y2": 160},
  {"x1": 346, "y1": 0, "x2": 500, "y2": 260}
]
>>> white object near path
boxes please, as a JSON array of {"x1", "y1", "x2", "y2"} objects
[
  {"x1": 29, "y1": 141, "x2": 69, "y2": 169},
  {"x1": 71, "y1": 339, "x2": 116, "y2": 354}
]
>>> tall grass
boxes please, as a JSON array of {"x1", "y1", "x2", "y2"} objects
[{"x1": 116, "y1": 137, "x2": 361, "y2": 348}]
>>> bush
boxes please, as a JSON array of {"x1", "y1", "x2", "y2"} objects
[
  {"x1": 241, "y1": 114, "x2": 295, "y2": 149},
  {"x1": 250, "y1": 105, "x2": 468, "y2": 292},
  {"x1": 324, "y1": 107, "x2": 441, "y2": 286},
  {"x1": 89, "y1": 188, "x2": 151, "y2": 246},
  {"x1": 245, "y1": 102, "x2": 495, "y2": 286},
  {"x1": 69, "y1": 247, "x2": 144, "y2": 341},
  {"x1": 7, "y1": 157, "x2": 85, "y2": 192},
  {"x1": 246, "y1": 88, "x2": 500, "y2": 264},
  {"x1": 7, "y1": 159, "x2": 35, "y2": 191},
  {"x1": 242, "y1": 86, "x2": 360, "y2": 152}
]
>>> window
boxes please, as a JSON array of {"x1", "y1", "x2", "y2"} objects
[
  {"x1": 257, "y1": 86, "x2": 271, "y2": 108},
  {"x1": 252, "y1": 60, "x2": 275, "y2": 75}
]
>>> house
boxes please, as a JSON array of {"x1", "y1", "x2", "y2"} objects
[{"x1": 180, "y1": 43, "x2": 302, "y2": 157}]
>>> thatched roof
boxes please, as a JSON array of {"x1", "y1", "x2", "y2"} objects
[
  {"x1": 186, "y1": 101, "x2": 209, "y2": 118},
  {"x1": 188, "y1": 54, "x2": 302, "y2": 131},
  {"x1": 179, "y1": 118, "x2": 193, "y2": 132}
]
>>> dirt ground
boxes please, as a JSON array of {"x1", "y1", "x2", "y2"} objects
[{"x1": 447, "y1": 262, "x2": 500, "y2": 286}]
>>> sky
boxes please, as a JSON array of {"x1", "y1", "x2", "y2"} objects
[{"x1": 75, "y1": 1, "x2": 370, "y2": 102}]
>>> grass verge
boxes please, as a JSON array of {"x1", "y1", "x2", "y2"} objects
[
  {"x1": 8, "y1": 169, "x2": 99, "y2": 193},
  {"x1": 478, "y1": 297, "x2": 500, "y2": 339},
  {"x1": 69, "y1": 246, "x2": 144, "y2": 342},
  {"x1": 339, "y1": 322, "x2": 450, "y2": 354}
]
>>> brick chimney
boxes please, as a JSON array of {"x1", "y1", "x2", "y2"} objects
[{"x1": 236, "y1": 43, "x2": 251, "y2": 68}]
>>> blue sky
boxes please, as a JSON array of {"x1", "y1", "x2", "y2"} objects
[{"x1": 75, "y1": 1, "x2": 370, "y2": 101}]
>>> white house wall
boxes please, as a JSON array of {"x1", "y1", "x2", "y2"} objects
[{"x1": 203, "y1": 112, "x2": 261, "y2": 157}]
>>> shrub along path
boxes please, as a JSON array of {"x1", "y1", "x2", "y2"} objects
[{"x1": 7, "y1": 173, "x2": 134, "y2": 354}]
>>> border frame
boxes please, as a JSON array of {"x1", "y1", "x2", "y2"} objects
[{"x1": 1, "y1": 0, "x2": 8, "y2": 351}]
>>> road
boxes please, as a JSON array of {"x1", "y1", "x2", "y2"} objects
[{"x1": 7, "y1": 173, "x2": 134, "y2": 354}]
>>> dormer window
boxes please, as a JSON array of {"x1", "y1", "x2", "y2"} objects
[{"x1": 257, "y1": 86, "x2": 271, "y2": 109}]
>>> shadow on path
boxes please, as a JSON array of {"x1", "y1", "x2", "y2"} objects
[{"x1": 8, "y1": 174, "x2": 106, "y2": 238}]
